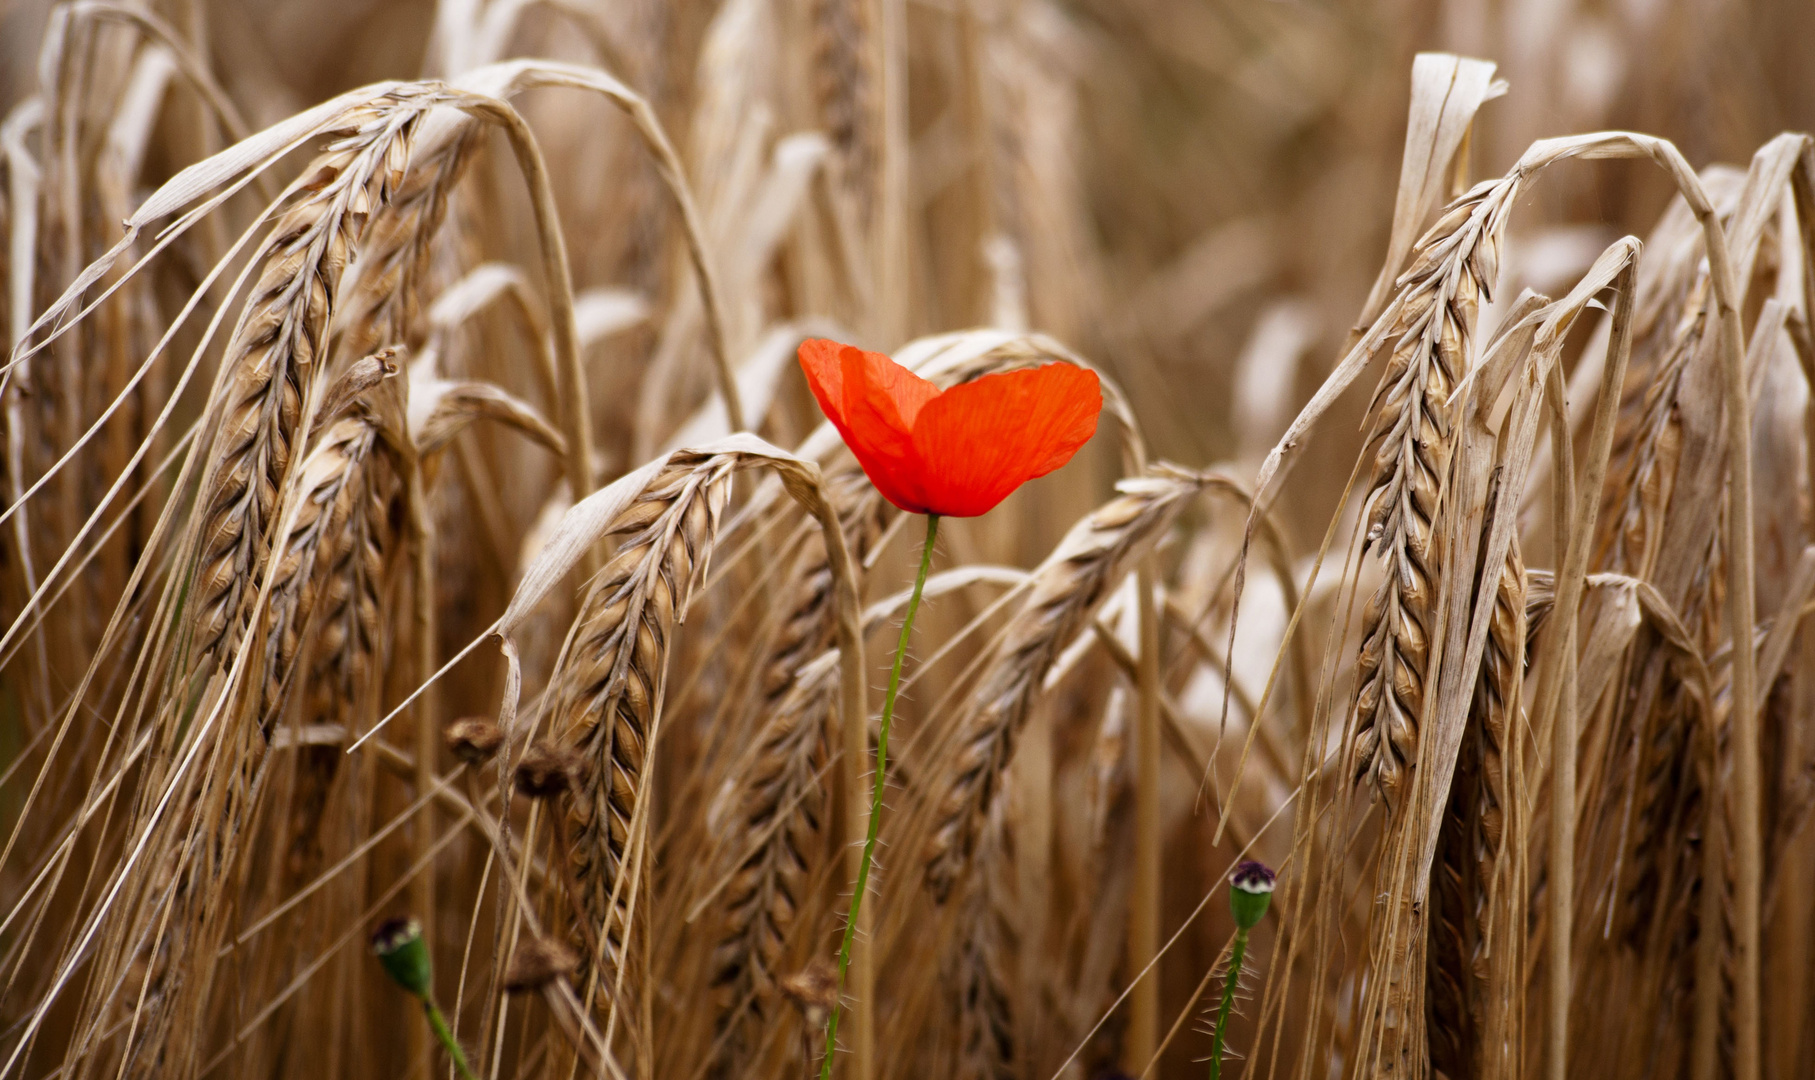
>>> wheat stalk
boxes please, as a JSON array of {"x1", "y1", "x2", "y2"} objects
[{"x1": 1427, "y1": 492, "x2": 1524, "y2": 1080}]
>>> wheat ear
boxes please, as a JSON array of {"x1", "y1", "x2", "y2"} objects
[
  {"x1": 950, "y1": 817, "x2": 1017, "y2": 1080},
  {"x1": 334, "y1": 118, "x2": 478, "y2": 361},
  {"x1": 812, "y1": 0, "x2": 876, "y2": 217},
  {"x1": 1350, "y1": 183, "x2": 1501, "y2": 815},
  {"x1": 552, "y1": 454, "x2": 736, "y2": 972},
  {"x1": 96, "y1": 95, "x2": 429, "y2": 1079},
  {"x1": 189, "y1": 96, "x2": 422, "y2": 666}
]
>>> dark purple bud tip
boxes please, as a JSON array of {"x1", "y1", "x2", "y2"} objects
[
  {"x1": 1230, "y1": 860, "x2": 1276, "y2": 894},
  {"x1": 371, "y1": 916, "x2": 432, "y2": 997},
  {"x1": 1228, "y1": 861, "x2": 1276, "y2": 929},
  {"x1": 371, "y1": 916, "x2": 421, "y2": 955}
]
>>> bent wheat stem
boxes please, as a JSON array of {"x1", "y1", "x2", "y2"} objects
[{"x1": 822, "y1": 513, "x2": 938, "y2": 1080}]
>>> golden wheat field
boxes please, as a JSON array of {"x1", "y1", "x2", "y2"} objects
[{"x1": 3, "y1": 0, "x2": 1815, "y2": 1078}]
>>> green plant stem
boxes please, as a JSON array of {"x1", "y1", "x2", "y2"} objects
[
  {"x1": 1210, "y1": 927, "x2": 1249, "y2": 1080},
  {"x1": 820, "y1": 513, "x2": 939, "y2": 1080},
  {"x1": 421, "y1": 997, "x2": 477, "y2": 1080}
]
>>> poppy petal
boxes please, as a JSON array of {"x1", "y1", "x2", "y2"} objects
[
  {"x1": 910, "y1": 363, "x2": 1101, "y2": 517},
  {"x1": 843, "y1": 343, "x2": 939, "y2": 430},
  {"x1": 797, "y1": 339, "x2": 850, "y2": 426},
  {"x1": 798, "y1": 339, "x2": 939, "y2": 513}
]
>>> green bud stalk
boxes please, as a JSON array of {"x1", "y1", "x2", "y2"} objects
[
  {"x1": 372, "y1": 917, "x2": 478, "y2": 1080},
  {"x1": 1211, "y1": 861, "x2": 1275, "y2": 1080}
]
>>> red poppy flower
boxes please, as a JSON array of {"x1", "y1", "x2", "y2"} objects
[{"x1": 799, "y1": 338, "x2": 1102, "y2": 517}]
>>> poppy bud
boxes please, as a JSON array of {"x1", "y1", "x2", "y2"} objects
[
  {"x1": 1228, "y1": 860, "x2": 1276, "y2": 929},
  {"x1": 514, "y1": 743, "x2": 580, "y2": 801},
  {"x1": 371, "y1": 916, "x2": 432, "y2": 998},
  {"x1": 446, "y1": 718, "x2": 504, "y2": 766},
  {"x1": 503, "y1": 936, "x2": 579, "y2": 993}
]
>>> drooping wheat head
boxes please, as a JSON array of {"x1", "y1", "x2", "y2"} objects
[
  {"x1": 811, "y1": 0, "x2": 875, "y2": 217},
  {"x1": 948, "y1": 812, "x2": 1019, "y2": 1080},
  {"x1": 189, "y1": 94, "x2": 426, "y2": 668},
  {"x1": 268, "y1": 382, "x2": 406, "y2": 884},
  {"x1": 1349, "y1": 179, "x2": 1509, "y2": 816},
  {"x1": 550, "y1": 452, "x2": 736, "y2": 978}
]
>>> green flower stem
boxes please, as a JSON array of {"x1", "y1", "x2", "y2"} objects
[
  {"x1": 1210, "y1": 926, "x2": 1249, "y2": 1080},
  {"x1": 422, "y1": 997, "x2": 477, "y2": 1080},
  {"x1": 821, "y1": 513, "x2": 939, "y2": 1080}
]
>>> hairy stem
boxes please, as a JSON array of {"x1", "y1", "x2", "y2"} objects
[
  {"x1": 821, "y1": 513, "x2": 938, "y2": 1080},
  {"x1": 421, "y1": 996, "x2": 477, "y2": 1080},
  {"x1": 1211, "y1": 927, "x2": 1250, "y2": 1080}
]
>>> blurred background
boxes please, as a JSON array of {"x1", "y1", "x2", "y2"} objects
[{"x1": 8, "y1": 0, "x2": 1813, "y2": 522}]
